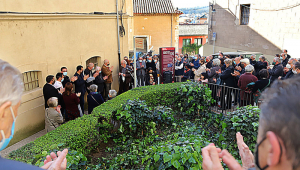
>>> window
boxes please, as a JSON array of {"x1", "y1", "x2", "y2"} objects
[
  {"x1": 194, "y1": 38, "x2": 202, "y2": 46},
  {"x1": 86, "y1": 56, "x2": 101, "y2": 68},
  {"x1": 241, "y1": 4, "x2": 250, "y2": 25},
  {"x1": 22, "y1": 71, "x2": 40, "y2": 92},
  {"x1": 183, "y1": 39, "x2": 191, "y2": 47}
]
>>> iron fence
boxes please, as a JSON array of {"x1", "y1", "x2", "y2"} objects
[{"x1": 203, "y1": 82, "x2": 258, "y2": 114}]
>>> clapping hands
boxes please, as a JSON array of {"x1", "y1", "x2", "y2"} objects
[{"x1": 41, "y1": 149, "x2": 68, "y2": 170}]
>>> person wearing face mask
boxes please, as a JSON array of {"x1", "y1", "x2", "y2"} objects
[
  {"x1": 268, "y1": 57, "x2": 283, "y2": 83},
  {"x1": 136, "y1": 57, "x2": 146, "y2": 86},
  {"x1": 175, "y1": 57, "x2": 184, "y2": 82},
  {"x1": 291, "y1": 62, "x2": 300, "y2": 76},
  {"x1": 102, "y1": 59, "x2": 114, "y2": 101},
  {"x1": 84, "y1": 63, "x2": 98, "y2": 94},
  {"x1": 0, "y1": 59, "x2": 68, "y2": 170},
  {"x1": 61, "y1": 67, "x2": 78, "y2": 88},
  {"x1": 45, "y1": 97, "x2": 64, "y2": 132},
  {"x1": 202, "y1": 75, "x2": 300, "y2": 170},
  {"x1": 146, "y1": 57, "x2": 157, "y2": 84},
  {"x1": 93, "y1": 66, "x2": 108, "y2": 97},
  {"x1": 118, "y1": 60, "x2": 132, "y2": 94},
  {"x1": 74, "y1": 65, "x2": 89, "y2": 112},
  {"x1": 43, "y1": 75, "x2": 64, "y2": 109}
]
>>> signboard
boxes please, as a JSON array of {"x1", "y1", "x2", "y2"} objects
[
  {"x1": 135, "y1": 38, "x2": 144, "y2": 49},
  {"x1": 212, "y1": 32, "x2": 217, "y2": 41},
  {"x1": 159, "y1": 47, "x2": 175, "y2": 81}
]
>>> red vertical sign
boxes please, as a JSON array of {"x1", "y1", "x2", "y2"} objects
[{"x1": 159, "y1": 47, "x2": 175, "y2": 80}]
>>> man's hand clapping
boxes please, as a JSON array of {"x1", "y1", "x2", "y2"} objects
[
  {"x1": 83, "y1": 75, "x2": 89, "y2": 81},
  {"x1": 41, "y1": 149, "x2": 68, "y2": 170}
]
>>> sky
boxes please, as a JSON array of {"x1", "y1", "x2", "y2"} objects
[{"x1": 172, "y1": 0, "x2": 210, "y2": 8}]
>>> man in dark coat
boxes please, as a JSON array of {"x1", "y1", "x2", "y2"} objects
[
  {"x1": 119, "y1": 60, "x2": 132, "y2": 94},
  {"x1": 181, "y1": 64, "x2": 192, "y2": 82},
  {"x1": 43, "y1": 75, "x2": 63, "y2": 108},
  {"x1": 74, "y1": 65, "x2": 88, "y2": 112},
  {"x1": 219, "y1": 59, "x2": 235, "y2": 109},
  {"x1": 268, "y1": 57, "x2": 284, "y2": 83},
  {"x1": 175, "y1": 57, "x2": 184, "y2": 82},
  {"x1": 84, "y1": 63, "x2": 95, "y2": 93},
  {"x1": 93, "y1": 66, "x2": 107, "y2": 97},
  {"x1": 146, "y1": 56, "x2": 157, "y2": 84}
]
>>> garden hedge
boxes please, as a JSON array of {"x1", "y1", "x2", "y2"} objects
[{"x1": 9, "y1": 82, "x2": 185, "y2": 163}]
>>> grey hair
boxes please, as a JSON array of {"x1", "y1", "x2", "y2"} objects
[
  {"x1": 88, "y1": 63, "x2": 94, "y2": 67},
  {"x1": 47, "y1": 97, "x2": 58, "y2": 107},
  {"x1": 274, "y1": 57, "x2": 280, "y2": 63},
  {"x1": 212, "y1": 59, "x2": 220, "y2": 66},
  {"x1": 289, "y1": 58, "x2": 297, "y2": 65},
  {"x1": 96, "y1": 66, "x2": 101, "y2": 71},
  {"x1": 109, "y1": 90, "x2": 117, "y2": 98},
  {"x1": 224, "y1": 59, "x2": 233, "y2": 65},
  {"x1": 0, "y1": 60, "x2": 24, "y2": 106},
  {"x1": 245, "y1": 65, "x2": 254, "y2": 72},
  {"x1": 90, "y1": 84, "x2": 98, "y2": 92},
  {"x1": 259, "y1": 55, "x2": 266, "y2": 61},
  {"x1": 251, "y1": 54, "x2": 256, "y2": 58}
]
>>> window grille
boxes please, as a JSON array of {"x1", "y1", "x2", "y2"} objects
[
  {"x1": 22, "y1": 71, "x2": 40, "y2": 91},
  {"x1": 241, "y1": 4, "x2": 250, "y2": 25}
]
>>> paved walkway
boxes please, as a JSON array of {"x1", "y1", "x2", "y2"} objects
[{"x1": 0, "y1": 129, "x2": 46, "y2": 158}]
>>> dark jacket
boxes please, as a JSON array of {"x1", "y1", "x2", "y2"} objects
[
  {"x1": 220, "y1": 65, "x2": 236, "y2": 87},
  {"x1": 84, "y1": 68, "x2": 93, "y2": 90},
  {"x1": 93, "y1": 71, "x2": 105, "y2": 93},
  {"x1": 252, "y1": 79, "x2": 270, "y2": 93},
  {"x1": 207, "y1": 66, "x2": 221, "y2": 83},
  {"x1": 282, "y1": 58, "x2": 288, "y2": 67},
  {"x1": 193, "y1": 59, "x2": 200, "y2": 69},
  {"x1": 281, "y1": 70, "x2": 294, "y2": 80},
  {"x1": 87, "y1": 92, "x2": 104, "y2": 114},
  {"x1": 182, "y1": 69, "x2": 192, "y2": 82},
  {"x1": 206, "y1": 61, "x2": 213, "y2": 69},
  {"x1": 175, "y1": 61, "x2": 184, "y2": 76},
  {"x1": 255, "y1": 61, "x2": 268, "y2": 78},
  {"x1": 43, "y1": 83, "x2": 62, "y2": 108},
  {"x1": 0, "y1": 156, "x2": 42, "y2": 170},
  {"x1": 146, "y1": 60, "x2": 156, "y2": 71},
  {"x1": 269, "y1": 63, "x2": 284, "y2": 83},
  {"x1": 62, "y1": 75, "x2": 70, "y2": 87},
  {"x1": 74, "y1": 72, "x2": 86, "y2": 94}
]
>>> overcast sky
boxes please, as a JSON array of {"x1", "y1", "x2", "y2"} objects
[{"x1": 172, "y1": 0, "x2": 210, "y2": 8}]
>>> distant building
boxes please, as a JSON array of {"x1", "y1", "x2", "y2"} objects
[
  {"x1": 203, "y1": 0, "x2": 300, "y2": 60},
  {"x1": 179, "y1": 24, "x2": 208, "y2": 54},
  {"x1": 133, "y1": 0, "x2": 183, "y2": 53}
]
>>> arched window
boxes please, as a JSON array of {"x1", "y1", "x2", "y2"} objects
[
  {"x1": 22, "y1": 71, "x2": 41, "y2": 92},
  {"x1": 86, "y1": 56, "x2": 101, "y2": 68}
]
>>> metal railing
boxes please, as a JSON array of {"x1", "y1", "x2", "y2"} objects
[{"x1": 203, "y1": 82, "x2": 257, "y2": 114}]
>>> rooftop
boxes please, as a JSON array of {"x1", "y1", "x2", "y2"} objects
[
  {"x1": 179, "y1": 24, "x2": 208, "y2": 36},
  {"x1": 133, "y1": 0, "x2": 182, "y2": 14}
]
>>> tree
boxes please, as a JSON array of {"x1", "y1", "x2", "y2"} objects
[{"x1": 182, "y1": 43, "x2": 202, "y2": 55}]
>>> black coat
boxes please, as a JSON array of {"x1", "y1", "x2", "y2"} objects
[
  {"x1": 74, "y1": 72, "x2": 86, "y2": 94},
  {"x1": 269, "y1": 63, "x2": 284, "y2": 83},
  {"x1": 220, "y1": 65, "x2": 236, "y2": 87},
  {"x1": 62, "y1": 75, "x2": 71, "y2": 87},
  {"x1": 93, "y1": 71, "x2": 105, "y2": 93},
  {"x1": 182, "y1": 69, "x2": 192, "y2": 82},
  {"x1": 282, "y1": 58, "x2": 288, "y2": 67},
  {"x1": 146, "y1": 61, "x2": 157, "y2": 71},
  {"x1": 206, "y1": 61, "x2": 213, "y2": 69},
  {"x1": 43, "y1": 83, "x2": 62, "y2": 108},
  {"x1": 87, "y1": 93, "x2": 104, "y2": 114},
  {"x1": 281, "y1": 70, "x2": 294, "y2": 80}
]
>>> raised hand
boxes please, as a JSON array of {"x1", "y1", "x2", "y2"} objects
[
  {"x1": 236, "y1": 132, "x2": 255, "y2": 169},
  {"x1": 202, "y1": 143, "x2": 223, "y2": 170},
  {"x1": 41, "y1": 149, "x2": 68, "y2": 170}
]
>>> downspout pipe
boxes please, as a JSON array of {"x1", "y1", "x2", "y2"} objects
[
  {"x1": 171, "y1": 13, "x2": 173, "y2": 47},
  {"x1": 116, "y1": 0, "x2": 121, "y2": 67}
]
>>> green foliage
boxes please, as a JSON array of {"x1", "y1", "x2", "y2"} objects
[
  {"x1": 9, "y1": 83, "x2": 184, "y2": 164},
  {"x1": 182, "y1": 43, "x2": 202, "y2": 55},
  {"x1": 115, "y1": 99, "x2": 174, "y2": 137},
  {"x1": 175, "y1": 82, "x2": 214, "y2": 116}
]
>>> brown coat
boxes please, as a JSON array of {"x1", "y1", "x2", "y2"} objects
[{"x1": 102, "y1": 64, "x2": 113, "y2": 84}]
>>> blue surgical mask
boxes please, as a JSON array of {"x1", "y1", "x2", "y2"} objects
[
  {"x1": 233, "y1": 61, "x2": 236, "y2": 64},
  {"x1": 0, "y1": 107, "x2": 16, "y2": 151},
  {"x1": 280, "y1": 57, "x2": 283, "y2": 60},
  {"x1": 148, "y1": 60, "x2": 151, "y2": 63},
  {"x1": 99, "y1": 71, "x2": 102, "y2": 74},
  {"x1": 63, "y1": 72, "x2": 67, "y2": 76},
  {"x1": 61, "y1": 78, "x2": 64, "y2": 82}
]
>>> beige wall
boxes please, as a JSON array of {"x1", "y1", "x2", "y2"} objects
[
  {"x1": 209, "y1": 0, "x2": 300, "y2": 57},
  {"x1": 134, "y1": 14, "x2": 180, "y2": 53},
  {"x1": 0, "y1": 0, "x2": 133, "y2": 144}
]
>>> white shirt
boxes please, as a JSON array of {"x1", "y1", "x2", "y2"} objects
[{"x1": 53, "y1": 81, "x2": 63, "y2": 89}]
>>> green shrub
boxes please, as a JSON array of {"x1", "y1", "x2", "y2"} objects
[{"x1": 9, "y1": 83, "x2": 184, "y2": 164}]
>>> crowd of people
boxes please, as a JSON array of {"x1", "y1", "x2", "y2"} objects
[
  {"x1": 174, "y1": 49, "x2": 300, "y2": 109},
  {"x1": 43, "y1": 60, "x2": 118, "y2": 132}
]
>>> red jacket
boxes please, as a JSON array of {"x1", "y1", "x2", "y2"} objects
[{"x1": 238, "y1": 73, "x2": 258, "y2": 100}]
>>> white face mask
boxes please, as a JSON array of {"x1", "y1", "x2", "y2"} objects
[
  {"x1": 139, "y1": 60, "x2": 143, "y2": 63},
  {"x1": 293, "y1": 69, "x2": 298, "y2": 74}
]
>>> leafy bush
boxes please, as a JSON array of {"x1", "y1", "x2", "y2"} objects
[
  {"x1": 115, "y1": 99, "x2": 174, "y2": 137},
  {"x1": 9, "y1": 83, "x2": 184, "y2": 164},
  {"x1": 175, "y1": 82, "x2": 214, "y2": 116}
]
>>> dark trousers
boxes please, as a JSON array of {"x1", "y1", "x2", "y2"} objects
[
  {"x1": 104, "y1": 83, "x2": 111, "y2": 100},
  {"x1": 137, "y1": 75, "x2": 145, "y2": 86},
  {"x1": 220, "y1": 87, "x2": 233, "y2": 109},
  {"x1": 79, "y1": 93, "x2": 85, "y2": 113}
]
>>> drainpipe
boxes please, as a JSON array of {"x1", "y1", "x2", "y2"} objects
[
  {"x1": 116, "y1": 0, "x2": 121, "y2": 67},
  {"x1": 171, "y1": 13, "x2": 173, "y2": 47}
]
